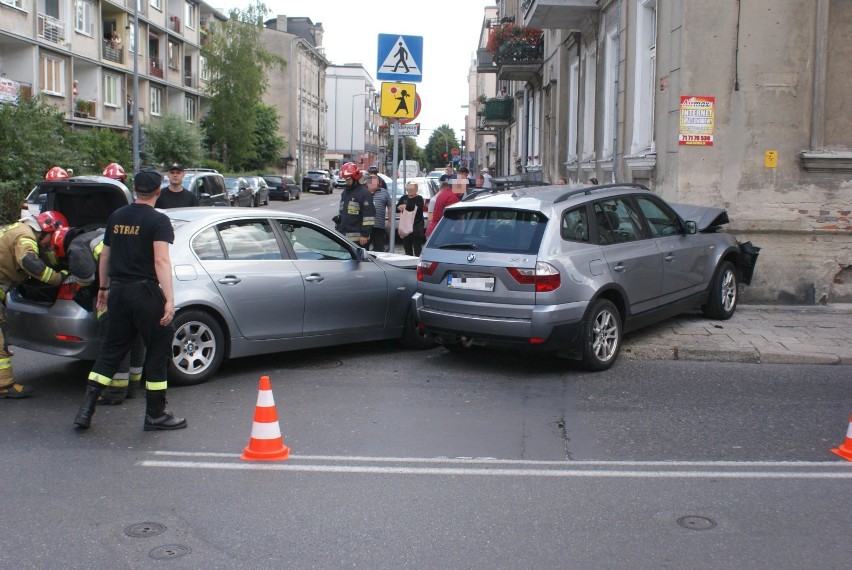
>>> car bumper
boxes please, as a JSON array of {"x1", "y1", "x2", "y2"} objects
[
  {"x1": 412, "y1": 292, "x2": 588, "y2": 352},
  {"x1": 4, "y1": 294, "x2": 101, "y2": 360}
]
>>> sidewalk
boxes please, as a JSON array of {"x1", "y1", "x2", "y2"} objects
[{"x1": 621, "y1": 304, "x2": 852, "y2": 365}]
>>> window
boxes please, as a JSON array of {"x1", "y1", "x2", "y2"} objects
[
  {"x1": 104, "y1": 74, "x2": 120, "y2": 107},
  {"x1": 218, "y1": 221, "x2": 282, "y2": 261},
  {"x1": 594, "y1": 199, "x2": 644, "y2": 245},
  {"x1": 602, "y1": 29, "x2": 618, "y2": 159},
  {"x1": 184, "y1": 97, "x2": 195, "y2": 122},
  {"x1": 566, "y1": 58, "x2": 580, "y2": 164},
  {"x1": 275, "y1": 221, "x2": 353, "y2": 261},
  {"x1": 168, "y1": 41, "x2": 179, "y2": 69},
  {"x1": 40, "y1": 55, "x2": 64, "y2": 95},
  {"x1": 582, "y1": 47, "x2": 597, "y2": 160},
  {"x1": 561, "y1": 206, "x2": 590, "y2": 243},
  {"x1": 128, "y1": 22, "x2": 136, "y2": 53},
  {"x1": 633, "y1": 196, "x2": 682, "y2": 237},
  {"x1": 1, "y1": 0, "x2": 25, "y2": 10},
  {"x1": 150, "y1": 87, "x2": 161, "y2": 115},
  {"x1": 184, "y1": 1, "x2": 195, "y2": 29},
  {"x1": 199, "y1": 55, "x2": 208, "y2": 81},
  {"x1": 631, "y1": 0, "x2": 657, "y2": 154},
  {"x1": 192, "y1": 227, "x2": 224, "y2": 260},
  {"x1": 74, "y1": 0, "x2": 93, "y2": 36},
  {"x1": 150, "y1": 0, "x2": 161, "y2": 11}
]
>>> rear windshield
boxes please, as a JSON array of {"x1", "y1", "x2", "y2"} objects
[{"x1": 428, "y1": 208, "x2": 547, "y2": 254}]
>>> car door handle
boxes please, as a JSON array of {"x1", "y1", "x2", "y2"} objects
[
  {"x1": 664, "y1": 254, "x2": 675, "y2": 263},
  {"x1": 613, "y1": 263, "x2": 626, "y2": 273},
  {"x1": 218, "y1": 276, "x2": 241, "y2": 285},
  {"x1": 304, "y1": 274, "x2": 324, "y2": 283}
]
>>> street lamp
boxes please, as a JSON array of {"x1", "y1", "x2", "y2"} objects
[{"x1": 350, "y1": 93, "x2": 366, "y2": 162}]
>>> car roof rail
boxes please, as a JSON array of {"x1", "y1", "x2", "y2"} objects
[{"x1": 553, "y1": 182, "x2": 652, "y2": 204}]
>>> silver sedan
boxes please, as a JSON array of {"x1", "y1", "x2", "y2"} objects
[{"x1": 6, "y1": 208, "x2": 432, "y2": 385}]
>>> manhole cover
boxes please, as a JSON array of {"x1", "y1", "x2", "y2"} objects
[
  {"x1": 124, "y1": 522, "x2": 166, "y2": 538},
  {"x1": 282, "y1": 358, "x2": 342, "y2": 370},
  {"x1": 677, "y1": 515, "x2": 717, "y2": 530},
  {"x1": 149, "y1": 545, "x2": 191, "y2": 560}
]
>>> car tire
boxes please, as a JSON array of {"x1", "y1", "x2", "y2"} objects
[
  {"x1": 399, "y1": 308, "x2": 435, "y2": 350},
  {"x1": 702, "y1": 260, "x2": 738, "y2": 320},
  {"x1": 169, "y1": 310, "x2": 225, "y2": 386},
  {"x1": 580, "y1": 298, "x2": 621, "y2": 371},
  {"x1": 296, "y1": 190, "x2": 301, "y2": 200}
]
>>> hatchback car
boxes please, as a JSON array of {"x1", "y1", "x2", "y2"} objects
[
  {"x1": 414, "y1": 183, "x2": 759, "y2": 371},
  {"x1": 303, "y1": 170, "x2": 332, "y2": 194},
  {"x1": 243, "y1": 176, "x2": 270, "y2": 207},
  {"x1": 264, "y1": 174, "x2": 300, "y2": 201},
  {"x1": 6, "y1": 208, "x2": 433, "y2": 386},
  {"x1": 224, "y1": 176, "x2": 253, "y2": 207}
]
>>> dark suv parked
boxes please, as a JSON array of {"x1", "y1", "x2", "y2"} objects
[
  {"x1": 302, "y1": 170, "x2": 332, "y2": 194},
  {"x1": 161, "y1": 168, "x2": 230, "y2": 206}
]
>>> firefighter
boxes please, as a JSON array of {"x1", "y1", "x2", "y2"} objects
[
  {"x1": 0, "y1": 211, "x2": 69, "y2": 398},
  {"x1": 51, "y1": 225, "x2": 145, "y2": 404},
  {"x1": 334, "y1": 162, "x2": 375, "y2": 246}
]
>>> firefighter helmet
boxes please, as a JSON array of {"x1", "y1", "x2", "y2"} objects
[
  {"x1": 50, "y1": 226, "x2": 73, "y2": 258},
  {"x1": 340, "y1": 162, "x2": 362, "y2": 181},
  {"x1": 33, "y1": 210, "x2": 68, "y2": 233},
  {"x1": 45, "y1": 167, "x2": 69, "y2": 181},
  {"x1": 102, "y1": 162, "x2": 126, "y2": 182}
]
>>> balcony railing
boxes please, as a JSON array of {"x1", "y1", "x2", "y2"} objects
[
  {"x1": 38, "y1": 13, "x2": 65, "y2": 44},
  {"x1": 149, "y1": 57, "x2": 164, "y2": 78},
  {"x1": 125, "y1": 0, "x2": 147, "y2": 16},
  {"x1": 476, "y1": 48, "x2": 496, "y2": 74},
  {"x1": 184, "y1": 73, "x2": 197, "y2": 88},
  {"x1": 522, "y1": 0, "x2": 600, "y2": 30},
  {"x1": 482, "y1": 98, "x2": 513, "y2": 124},
  {"x1": 168, "y1": 14, "x2": 181, "y2": 34},
  {"x1": 73, "y1": 100, "x2": 97, "y2": 119},
  {"x1": 102, "y1": 43, "x2": 124, "y2": 64}
]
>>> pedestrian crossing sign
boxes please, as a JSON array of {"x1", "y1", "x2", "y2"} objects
[
  {"x1": 380, "y1": 82, "x2": 417, "y2": 119},
  {"x1": 377, "y1": 34, "x2": 423, "y2": 82}
]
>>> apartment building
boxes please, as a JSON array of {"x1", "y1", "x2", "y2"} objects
[
  {"x1": 474, "y1": 0, "x2": 851, "y2": 304},
  {"x1": 325, "y1": 63, "x2": 382, "y2": 172},
  {"x1": 0, "y1": 0, "x2": 226, "y2": 134}
]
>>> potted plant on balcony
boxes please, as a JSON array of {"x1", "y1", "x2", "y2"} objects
[
  {"x1": 486, "y1": 24, "x2": 543, "y2": 66},
  {"x1": 75, "y1": 98, "x2": 95, "y2": 118}
]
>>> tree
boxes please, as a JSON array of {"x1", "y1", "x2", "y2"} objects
[
  {"x1": 202, "y1": 2, "x2": 283, "y2": 171},
  {"x1": 142, "y1": 113, "x2": 204, "y2": 167},
  {"x1": 71, "y1": 127, "x2": 132, "y2": 174},
  {"x1": 423, "y1": 124, "x2": 459, "y2": 170},
  {"x1": 244, "y1": 104, "x2": 285, "y2": 172}
]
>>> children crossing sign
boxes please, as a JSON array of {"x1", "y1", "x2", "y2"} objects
[
  {"x1": 380, "y1": 82, "x2": 417, "y2": 119},
  {"x1": 377, "y1": 34, "x2": 423, "y2": 82}
]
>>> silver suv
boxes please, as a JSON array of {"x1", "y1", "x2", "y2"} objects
[{"x1": 414, "y1": 183, "x2": 759, "y2": 370}]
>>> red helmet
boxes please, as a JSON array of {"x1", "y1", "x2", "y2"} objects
[
  {"x1": 102, "y1": 162, "x2": 126, "y2": 181},
  {"x1": 50, "y1": 226, "x2": 73, "y2": 258},
  {"x1": 339, "y1": 162, "x2": 362, "y2": 181},
  {"x1": 45, "y1": 167, "x2": 69, "y2": 181},
  {"x1": 33, "y1": 210, "x2": 68, "y2": 233}
]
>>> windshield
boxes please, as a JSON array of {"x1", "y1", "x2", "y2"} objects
[{"x1": 428, "y1": 207, "x2": 548, "y2": 254}]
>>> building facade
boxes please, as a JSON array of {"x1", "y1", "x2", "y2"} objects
[
  {"x1": 262, "y1": 15, "x2": 329, "y2": 177},
  {"x1": 475, "y1": 0, "x2": 851, "y2": 303},
  {"x1": 324, "y1": 63, "x2": 381, "y2": 172},
  {"x1": 0, "y1": 0, "x2": 225, "y2": 148}
]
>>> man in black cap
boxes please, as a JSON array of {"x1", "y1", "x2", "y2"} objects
[
  {"x1": 74, "y1": 168, "x2": 186, "y2": 431},
  {"x1": 155, "y1": 162, "x2": 198, "y2": 208}
]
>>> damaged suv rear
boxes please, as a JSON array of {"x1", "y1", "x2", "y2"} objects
[{"x1": 414, "y1": 183, "x2": 759, "y2": 371}]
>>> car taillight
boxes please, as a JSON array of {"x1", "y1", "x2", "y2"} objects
[
  {"x1": 507, "y1": 262, "x2": 561, "y2": 292},
  {"x1": 57, "y1": 281, "x2": 80, "y2": 301},
  {"x1": 417, "y1": 260, "x2": 439, "y2": 281}
]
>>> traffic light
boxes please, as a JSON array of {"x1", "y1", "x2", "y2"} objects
[
  {"x1": 443, "y1": 153, "x2": 447, "y2": 159},
  {"x1": 461, "y1": 138, "x2": 465, "y2": 147}
]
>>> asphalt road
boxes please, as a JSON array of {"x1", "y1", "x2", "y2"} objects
[{"x1": 2, "y1": 342, "x2": 850, "y2": 569}]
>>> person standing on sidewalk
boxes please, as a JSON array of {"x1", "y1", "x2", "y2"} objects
[
  {"x1": 155, "y1": 163, "x2": 198, "y2": 209},
  {"x1": 366, "y1": 174, "x2": 392, "y2": 252},
  {"x1": 396, "y1": 182, "x2": 425, "y2": 256},
  {"x1": 74, "y1": 169, "x2": 186, "y2": 430},
  {"x1": 0, "y1": 211, "x2": 69, "y2": 398}
]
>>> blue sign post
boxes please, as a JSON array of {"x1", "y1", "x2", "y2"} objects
[{"x1": 377, "y1": 34, "x2": 423, "y2": 83}]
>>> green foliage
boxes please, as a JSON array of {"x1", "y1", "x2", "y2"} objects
[
  {"x1": 71, "y1": 127, "x2": 132, "y2": 174},
  {"x1": 201, "y1": 158, "x2": 227, "y2": 172},
  {"x1": 202, "y1": 2, "x2": 285, "y2": 171},
  {"x1": 423, "y1": 125, "x2": 459, "y2": 170},
  {"x1": 142, "y1": 113, "x2": 204, "y2": 168},
  {"x1": 0, "y1": 97, "x2": 77, "y2": 223},
  {"x1": 244, "y1": 104, "x2": 285, "y2": 171}
]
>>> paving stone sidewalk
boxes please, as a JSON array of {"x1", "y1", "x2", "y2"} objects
[{"x1": 621, "y1": 304, "x2": 852, "y2": 365}]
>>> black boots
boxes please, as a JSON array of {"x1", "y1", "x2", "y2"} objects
[
  {"x1": 144, "y1": 391, "x2": 187, "y2": 431},
  {"x1": 74, "y1": 384, "x2": 102, "y2": 429}
]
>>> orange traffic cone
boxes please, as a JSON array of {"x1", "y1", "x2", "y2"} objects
[
  {"x1": 830, "y1": 414, "x2": 852, "y2": 461},
  {"x1": 241, "y1": 376, "x2": 290, "y2": 461}
]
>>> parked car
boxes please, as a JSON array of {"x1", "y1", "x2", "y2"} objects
[
  {"x1": 414, "y1": 183, "x2": 760, "y2": 371},
  {"x1": 21, "y1": 175, "x2": 130, "y2": 219},
  {"x1": 426, "y1": 170, "x2": 444, "y2": 182},
  {"x1": 332, "y1": 171, "x2": 347, "y2": 190},
  {"x1": 6, "y1": 207, "x2": 433, "y2": 386},
  {"x1": 243, "y1": 176, "x2": 270, "y2": 207},
  {"x1": 303, "y1": 170, "x2": 332, "y2": 194},
  {"x1": 224, "y1": 177, "x2": 254, "y2": 207},
  {"x1": 161, "y1": 169, "x2": 230, "y2": 207},
  {"x1": 263, "y1": 174, "x2": 300, "y2": 201}
]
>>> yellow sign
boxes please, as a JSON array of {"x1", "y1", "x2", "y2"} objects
[
  {"x1": 380, "y1": 82, "x2": 416, "y2": 119},
  {"x1": 764, "y1": 150, "x2": 778, "y2": 168}
]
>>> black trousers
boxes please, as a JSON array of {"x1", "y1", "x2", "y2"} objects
[
  {"x1": 88, "y1": 281, "x2": 172, "y2": 389},
  {"x1": 370, "y1": 228, "x2": 388, "y2": 252}
]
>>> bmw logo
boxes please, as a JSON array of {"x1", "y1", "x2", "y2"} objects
[{"x1": 467, "y1": 253, "x2": 476, "y2": 263}]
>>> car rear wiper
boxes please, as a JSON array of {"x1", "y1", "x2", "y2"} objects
[{"x1": 437, "y1": 243, "x2": 478, "y2": 250}]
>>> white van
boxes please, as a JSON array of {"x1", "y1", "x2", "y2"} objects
[{"x1": 397, "y1": 160, "x2": 420, "y2": 179}]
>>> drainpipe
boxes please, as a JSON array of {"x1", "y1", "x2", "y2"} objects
[{"x1": 612, "y1": 3, "x2": 621, "y2": 182}]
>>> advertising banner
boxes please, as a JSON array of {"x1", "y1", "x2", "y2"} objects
[{"x1": 679, "y1": 96, "x2": 714, "y2": 146}]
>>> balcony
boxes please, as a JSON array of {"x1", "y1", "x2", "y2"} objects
[
  {"x1": 487, "y1": 25, "x2": 544, "y2": 82},
  {"x1": 184, "y1": 73, "x2": 197, "y2": 88},
  {"x1": 521, "y1": 0, "x2": 600, "y2": 30},
  {"x1": 481, "y1": 98, "x2": 513, "y2": 126},
  {"x1": 149, "y1": 57, "x2": 164, "y2": 78},
  {"x1": 73, "y1": 99, "x2": 97, "y2": 120},
  {"x1": 38, "y1": 13, "x2": 66, "y2": 44},
  {"x1": 102, "y1": 42, "x2": 124, "y2": 64},
  {"x1": 476, "y1": 48, "x2": 496, "y2": 74},
  {"x1": 168, "y1": 14, "x2": 181, "y2": 34}
]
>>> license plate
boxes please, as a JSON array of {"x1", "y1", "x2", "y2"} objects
[
  {"x1": 447, "y1": 274, "x2": 495, "y2": 291},
  {"x1": 311, "y1": 183, "x2": 320, "y2": 188}
]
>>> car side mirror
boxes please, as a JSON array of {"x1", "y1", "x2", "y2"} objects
[
  {"x1": 356, "y1": 247, "x2": 371, "y2": 262},
  {"x1": 199, "y1": 193, "x2": 211, "y2": 199},
  {"x1": 684, "y1": 220, "x2": 697, "y2": 235}
]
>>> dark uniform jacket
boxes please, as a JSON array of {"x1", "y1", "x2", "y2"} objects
[{"x1": 335, "y1": 183, "x2": 375, "y2": 242}]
